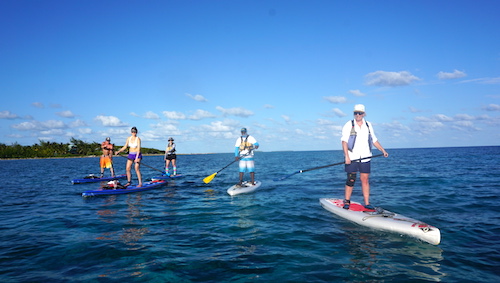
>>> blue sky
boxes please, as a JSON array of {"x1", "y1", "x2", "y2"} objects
[{"x1": 1, "y1": 0, "x2": 499, "y2": 154}]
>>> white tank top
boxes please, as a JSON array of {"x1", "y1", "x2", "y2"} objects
[{"x1": 128, "y1": 137, "x2": 139, "y2": 148}]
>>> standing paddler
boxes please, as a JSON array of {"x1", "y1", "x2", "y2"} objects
[
  {"x1": 340, "y1": 104, "x2": 389, "y2": 210},
  {"x1": 234, "y1": 127, "x2": 259, "y2": 186},
  {"x1": 100, "y1": 137, "x2": 115, "y2": 177},
  {"x1": 116, "y1": 127, "x2": 143, "y2": 188}
]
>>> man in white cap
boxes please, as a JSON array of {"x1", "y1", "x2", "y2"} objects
[
  {"x1": 340, "y1": 104, "x2": 389, "y2": 210},
  {"x1": 235, "y1": 127, "x2": 259, "y2": 186}
]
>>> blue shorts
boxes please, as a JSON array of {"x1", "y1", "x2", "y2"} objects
[
  {"x1": 345, "y1": 161, "x2": 371, "y2": 174},
  {"x1": 239, "y1": 160, "x2": 255, "y2": 173}
]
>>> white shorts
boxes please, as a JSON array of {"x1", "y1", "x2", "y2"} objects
[{"x1": 239, "y1": 160, "x2": 255, "y2": 173}]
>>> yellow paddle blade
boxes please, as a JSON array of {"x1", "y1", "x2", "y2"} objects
[{"x1": 203, "y1": 173, "x2": 217, "y2": 184}]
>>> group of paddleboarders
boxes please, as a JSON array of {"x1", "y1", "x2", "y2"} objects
[
  {"x1": 341, "y1": 104, "x2": 389, "y2": 210},
  {"x1": 96, "y1": 104, "x2": 387, "y2": 208},
  {"x1": 98, "y1": 126, "x2": 178, "y2": 189}
]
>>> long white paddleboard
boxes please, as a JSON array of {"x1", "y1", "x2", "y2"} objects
[
  {"x1": 320, "y1": 198, "x2": 441, "y2": 245},
  {"x1": 227, "y1": 181, "x2": 262, "y2": 196}
]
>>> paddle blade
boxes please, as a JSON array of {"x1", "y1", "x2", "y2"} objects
[{"x1": 203, "y1": 172, "x2": 217, "y2": 184}]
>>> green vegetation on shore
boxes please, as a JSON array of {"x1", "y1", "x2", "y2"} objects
[{"x1": 0, "y1": 138, "x2": 164, "y2": 159}]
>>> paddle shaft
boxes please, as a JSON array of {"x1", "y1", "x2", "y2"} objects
[
  {"x1": 215, "y1": 159, "x2": 238, "y2": 174},
  {"x1": 274, "y1": 154, "x2": 384, "y2": 181},
  {"x1": 203, "y1": 156, "x2": 248, "y2": 183},
  {"x1": 301, "y1": 154, "x2": 384, "y2": 173}
]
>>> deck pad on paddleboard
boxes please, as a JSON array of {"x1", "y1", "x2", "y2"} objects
[
  {"x1": 320, "y1": 198, "x2": 440, "y2": 245},
  {"x1": 72, "y1": 174, "x2": 127, "y2": 184},
  {"x1": 227, "y1": 181, "x2": 262, "y2": 196},
  {"x1": 82, "y1": 180, "x2": 167, "y2": 197}
]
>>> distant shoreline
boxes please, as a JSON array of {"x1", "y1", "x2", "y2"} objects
[
  {"x1": 0, "y1": 153, "x2": 218, "y2": 161},
  {"x1": 1, "y1": 145, "x2": 498, "y2": 161}
]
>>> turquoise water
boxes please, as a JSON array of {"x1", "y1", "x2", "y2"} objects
[{"x1": 1, "y1": 147, "x2": 499, "y2": 282}]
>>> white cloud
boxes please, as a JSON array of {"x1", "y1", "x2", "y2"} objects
[
  {"x1": 144, "y1": 111, "x2": 160, "y2": 120},
  {"x1": 78, "y1": 128, "x2": 92, "y2": 134},
  {"x1": 454, "y1": 114, "x2": 475, "y2": 120},
  {"x1": 40, "y1": 129, "x2": 65, "y2": 136},
  {"x1": 12, "y1": 121, "x2": 39, "y2": 131},
  {"x1": 195, "y1": 119, "x2": 241, "y2": 139},
  {"x1": 264, "y1": 104, "x2": 274, "y2": 109},
  {"x1": 452, "y1": 120, "x2": 479, "y2": 131},
  {"x1": 186, "y1": 93, "x2": 208, "y2": 102},
  {"x1": 216, "y1": 106, "x2": 254, "y2": 117},
  {"x1": 152, "y1": 121, "x2": 179, "y2": 131},
  {"x1": 11, "y1": 119, "x2": 67, "y2": 131},
  {"x1": 483, "y1": 104, "x2": 500, "y2": 111},
  {"x1": 0, "y1": 110, "x2": 20, "y2": 119},
  {"x1": 434, "y1": 114, "x2": 453, "y2": 122},
  {"x1": 95, "y1": 115, "x2": 128, "y2": 127},
  {"x1": 365, "y1": 71, "x2": 420, "y2": 87},
  {"x1": 281, "y1": 115, "x2": 291, "y2": 123},
  {"x1": 317, "y1": 118, "x2": 334, "y2": 125},
  {"x1": 188, "y1": 109, "x2": 216, "y2": 120},
  {"x1": 332, "y1": 108, "x2": 346, "y2": 117},
  {"x1": 324, "y1": 96, "x2": 347, "y2": 103},
  {"x1": 43, "y1": 120, "x2": 66, "y2": 128},
  {"x1": 70, "y1": 119, "x2": 87, "y2": 127},
  {"x1": 32, "y1": 102, "x2": 44, "y2": 108},
  {"x1": 348, "y1": 89, "x2": 365, "y2": 96},
  {"x1": 162, "y1": 111, "x2": 186, "y2": 120},
  {"x1": 56, "y1": 110, "x2": 75, "y2": 118},
  {"x1": 408, "y1": 107, "x2": 423, "y2": 113},
  {"x1": 437, "y1": 69, "x2": 467, "y2": 80},
  {"x1": 460, "y1": 77, "x2": 500, "y2": 84}
]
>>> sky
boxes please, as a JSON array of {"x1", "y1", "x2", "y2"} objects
[{"x1": 1, "y1": 0, "x2": 499, "y2": 154}]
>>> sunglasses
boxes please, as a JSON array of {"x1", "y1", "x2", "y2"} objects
[
  {"x1": 131, "y1": 130, "x2": 137, "y2": 133},
  {"x1": 354, "y1": 112, "x2": 364, "y2": 115}
]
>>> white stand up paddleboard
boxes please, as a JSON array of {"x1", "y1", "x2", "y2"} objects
[
  {"x1": 320, "y1": 198, "x2": 441, "y2": 245},
  {"x1": 227, "y1": 181, "x2": 262, "y2": 196}
]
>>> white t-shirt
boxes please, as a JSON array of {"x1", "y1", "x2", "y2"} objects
[{"x1": 341, "y1": 119, "x2": 378, "y2": 162}]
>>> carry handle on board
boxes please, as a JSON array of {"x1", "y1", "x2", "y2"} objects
[{"x1": 274, "y1": 154, "x2": 384, "y2": 181}]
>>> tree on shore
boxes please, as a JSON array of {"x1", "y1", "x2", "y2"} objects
[{"x1": 0, "y1": 138, "x2": 163, "y2": 159}]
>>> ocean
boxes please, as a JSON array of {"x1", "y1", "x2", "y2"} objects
[{"x1": 1, "y1": 146, "x2": 499, "y2": 282}]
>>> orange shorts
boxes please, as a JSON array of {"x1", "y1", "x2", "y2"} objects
[{"x1": 100, "y1": 156, "x2": 113, "y2": 169}]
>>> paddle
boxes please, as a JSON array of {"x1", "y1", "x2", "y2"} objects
[
  {"x1": 117, "y1": 154, "x2": 165, "y2": 173},
  {"x1": 274, "y1": 154, "x2": 384, "y2": 181},
  {"x1": 203, "y1": 159, "x2": 239, "y2": 184}
]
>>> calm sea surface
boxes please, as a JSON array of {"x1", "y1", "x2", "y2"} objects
[{"x1": 1, "y1": 147, "x2": 499, "y2": 282}]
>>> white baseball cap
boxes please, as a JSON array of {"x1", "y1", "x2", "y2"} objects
[{"x1": 354, "y1": 104, "x2": 365, "y2": 112}]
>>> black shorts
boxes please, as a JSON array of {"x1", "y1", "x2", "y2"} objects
[
  {"x1": 345, "y1": 161, "x2": 371, "y2": 173},
  {"x1": 166, "y1": 154, "x2": 176, "y2": 160}
]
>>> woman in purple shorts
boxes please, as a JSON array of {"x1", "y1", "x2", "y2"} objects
[{"x1": 116, "y1": 126, "x2": 143, "y2": 187}]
